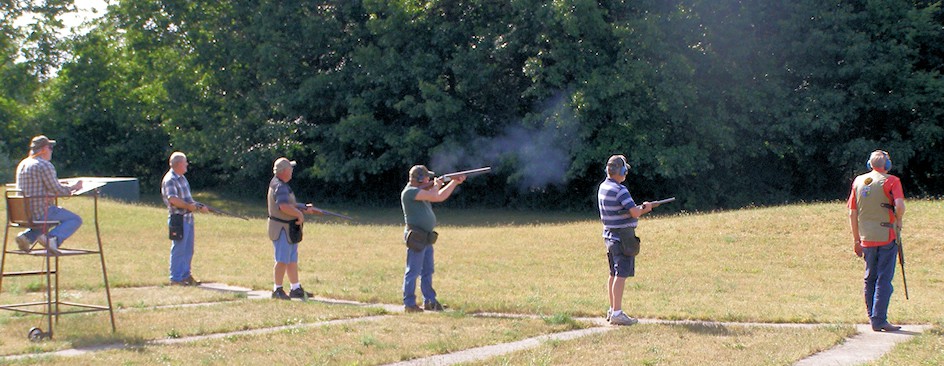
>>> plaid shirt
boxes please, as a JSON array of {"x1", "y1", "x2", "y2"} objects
[
  {"x1": 161, "y1": 169, "x2": 194, "y2": 215},
  {"x1": 15, "y1": 156, "x2": 72, "y2": 220}
]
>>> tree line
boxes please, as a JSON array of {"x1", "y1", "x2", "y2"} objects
[{"x1": 2, "y1": 0, "x2": 942, "y2": 211}]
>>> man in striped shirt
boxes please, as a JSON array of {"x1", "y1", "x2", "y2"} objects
[
  {"x1": 598, "y1": 154, "x2": 658, "y2": 326},
  {"x1": 14, "y1": 135, "x2": 84, "y2": 253}
]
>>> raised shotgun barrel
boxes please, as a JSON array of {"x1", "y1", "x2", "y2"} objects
[
  {"x1": 419, "y1": 167, "x2": 491, "y2": 188},
  {"x1": 441, "y1": 167, "x2": 491, "y2": 182}
]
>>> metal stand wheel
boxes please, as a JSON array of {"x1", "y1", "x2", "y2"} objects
[{"x1": 28, "y1": 327, "x2": 49, "y2": 342}]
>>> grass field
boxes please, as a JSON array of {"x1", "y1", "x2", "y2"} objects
[{"x1": 0, "y1": 192, "x2": 942, "y2": 364}]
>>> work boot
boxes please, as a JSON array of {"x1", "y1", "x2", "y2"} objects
[
  {"x1": 272, "y1": 288, "x2": 290, "y2": 300},
  {"x1": 289, "y1": 286, "x2": 312, "y2": 299},
  {"x1": 15, "y1": 231, "x2": 32, "y2": 251},
  {"x1": 404, "y1": 305, "x2": 424, "y2": 313},
  {"x1": 609, "y1": 312, "x2": 638, "y2": 326},
  {"x1": 872, "y1": 322, "x2": 902, "y2": 332},
  {"x1": 423, "y1": 300, "x2": 445, "y2": 311}
]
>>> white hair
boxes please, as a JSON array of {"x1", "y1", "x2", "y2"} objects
[{"x1": 169, "y1": 151, "x2": 187, "y2": 166}]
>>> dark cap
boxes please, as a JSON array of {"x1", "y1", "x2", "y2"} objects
[
  {"x1": 606, "y1": 155, "x2": 630, "y2": 173},
  {"x1": 409, "y1": 165, "x2": 435, "y2": 182},
  {"x1": 30, "y1": 135, "x2": 56, "y2": 151}
]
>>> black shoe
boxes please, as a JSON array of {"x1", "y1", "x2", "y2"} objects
[
  {"x1": 872, "y1": 323, "x2": 902, "y2": 332},
  {"x1": 182, "y1": 275, "x2": 201, "y2": 286},
  {"x1": 423, "y1": 300, "x2": 445, "y2": 311},
  {"x1": 288, "y1": 286, "x2": 312, "y2": 299},
  {"x1": 272, "y1": 288, "x2": 290, "y2": 300},
  {"x1": 404, "y1": 305, "x2": 424, "y2": 313}
]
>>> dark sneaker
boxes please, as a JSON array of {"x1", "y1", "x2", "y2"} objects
[
  {"x1": 288, "y1": 286, "x2": 312, "y2": 299},
  {"x1": 272, "y1": 288, "x2": 290, "y2": 300},
  {"x1": 423, "y1": 300, "x2": 445, "y2": 311},
  {"x1": 182, "y1": 275, "x2": 201, "y2": 286},
  {"x1": 404, "y1": 305, "x2": 424, "y2": 313},
  {"x1": 872, "y1": 323, "x2": 902, "y2": 332},
  {"x1": 15, "y1": 232, "x2": 32, "y2": 251}
]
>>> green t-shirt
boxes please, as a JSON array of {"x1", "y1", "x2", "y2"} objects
[{"x1": 401, "y1": 185, "x2": 436, "y2": 232}]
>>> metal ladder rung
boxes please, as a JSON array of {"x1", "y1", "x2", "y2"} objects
[{"x1": 1, "y1": 270, "x2": 57, "y2": 277}]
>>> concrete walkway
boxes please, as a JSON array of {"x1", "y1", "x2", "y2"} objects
[
  {"x1": 795, "y1": 324, "x2": 930, "y2": 366},
  {"x1": 0, "y1": 282, "x2": 929, "y2": 365}
]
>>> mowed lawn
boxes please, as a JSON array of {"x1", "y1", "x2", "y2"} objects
[{"x1": 0, "y1": 192, "x2": 942, "y2": 364}]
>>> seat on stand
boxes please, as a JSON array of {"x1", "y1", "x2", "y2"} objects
[
  {"x1": 4, "y1": 191, "x2": 60, "y2": 252},
  {"x1": 1, "y1": 188, "x2": 116, "y2": 342}
]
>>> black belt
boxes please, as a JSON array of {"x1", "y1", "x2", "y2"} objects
[{"x1": 268, "y1": 216, "x2": 295, "y2": 224}]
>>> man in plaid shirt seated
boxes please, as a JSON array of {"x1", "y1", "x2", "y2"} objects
[{"x1": 14, "y1": 135, "x2": 84, "y2": 253}]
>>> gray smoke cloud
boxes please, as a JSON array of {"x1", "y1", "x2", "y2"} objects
[{"x1": 430, "y1": 92, "x2": 580, "y2": 190}]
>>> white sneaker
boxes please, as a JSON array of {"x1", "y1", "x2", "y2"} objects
[
  {"x1": 606, "y1": 309, "x2": 613, "y2": 322},
  {"x1": 15, "y1": 231, "x2": 32, "y2": 251},
  {"x1": 609, "y1": 312, "x2": 638, "y2": 326}
]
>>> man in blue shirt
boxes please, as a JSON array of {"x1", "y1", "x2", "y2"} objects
[
  {"x1": 598, "y1": 155, "x2": 659, "y2": 325},
  {"x1": 267, "y1": 157, "x2": 322, "y2": 300}
]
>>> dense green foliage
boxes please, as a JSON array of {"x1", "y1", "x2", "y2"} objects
[{"x1": 2, "y1": 0, "x2": 943, "y2": 210}]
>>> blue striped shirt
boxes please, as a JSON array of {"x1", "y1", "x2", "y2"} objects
[{"x1": 598, "y1": 178, "x2": 637, "y2": 240}]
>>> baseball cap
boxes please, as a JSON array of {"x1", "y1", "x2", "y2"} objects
[
  {"x1": 30, "y1": 135, "x2": 56, "y2": 151},
  {"x1": 409, "y1": 165, "x2": 435, "y2": 182},
  {"x1": 273, "y1": 157, "x2": 297, "y2": 174}
]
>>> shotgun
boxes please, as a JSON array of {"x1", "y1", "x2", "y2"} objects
[
  {"x1": 420, "y1": 167, "x2": 491, "y2": 188},
  {"x1": 195, "y1": 203, "x2": 250, "y2": 221},
  {"x1": 315, "y1": 208, "x2": 354, "y2": 221},
  {"x1": 896, "y1": 226, "x2": 910, "y2": 300},
  {"x1": 298, "y1": 204, "x2": 354, "y2": 221},
  {"x1": 617, "y1": 197, "x2": 675, "y2": 215}
]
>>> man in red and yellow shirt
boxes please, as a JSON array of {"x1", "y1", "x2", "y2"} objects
[{"x1": 847, "y1": 150, "x2": 905, "y2": 332}]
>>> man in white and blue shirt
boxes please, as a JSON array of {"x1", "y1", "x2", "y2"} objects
[
  {"x1": 597, "y1": 154, "x2": 658, "y2": 326},
  {"x1": 161, "y1": 152, "x2": 209, "y2": 286}
]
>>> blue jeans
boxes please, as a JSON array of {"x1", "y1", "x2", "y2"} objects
[
  {"x1": 169, "y1": 215, "x2": 195, "y2": 282},
  {"x1": 403, "y1": 245, "x2": 436, "y2": 306},
  {"x1": 863, "y1": 241, "x2": 898, "y2": 326},
  {"x1": 22, "y1": 206, "x2": 83, "y2": 245}
]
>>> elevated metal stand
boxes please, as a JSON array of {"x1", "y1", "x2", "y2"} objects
[{"x1": 0, "y1": 188, "x2": 115, "y2": 341}]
